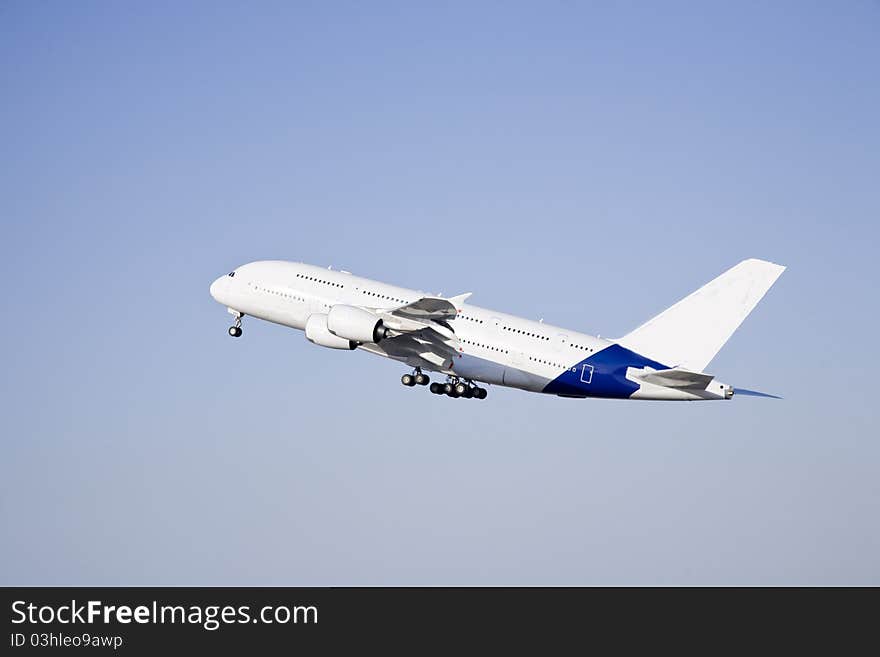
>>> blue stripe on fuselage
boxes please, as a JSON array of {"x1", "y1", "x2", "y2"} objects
[{"x1": 542, "y1": 344, "x2": 669, "y2": 398}]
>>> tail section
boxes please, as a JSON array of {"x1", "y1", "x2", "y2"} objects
[{"x1": 616, "y1": 258, "x2": 786, "y2": 372}]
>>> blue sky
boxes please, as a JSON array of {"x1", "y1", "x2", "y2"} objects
[{"x1": 2, "y1": 1, "x2": 878, "y2": 584}]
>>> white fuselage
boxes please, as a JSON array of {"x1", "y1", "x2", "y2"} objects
[{"x1": 209, "y1": 260, "x2": 732, "y2": 401}]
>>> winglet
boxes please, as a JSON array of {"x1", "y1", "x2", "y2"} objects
[{"x1": 448, "y1": 292, "x2": 472, "y2": 307}]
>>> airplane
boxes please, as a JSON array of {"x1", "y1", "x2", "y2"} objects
[{"x1": 209, "y1": 258, "x2": 785, "y2": 401}]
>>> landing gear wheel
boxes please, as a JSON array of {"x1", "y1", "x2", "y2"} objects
[
  {"x1": 415, "y1": 373, "x2": 429, "y2": 386},
  {"x1": 462, "y1": 387, "x2": 474, "y2": 399},
  {"x1": 443, "y1": 383, "x2": 454, "y2": 395},
  {"x1": 429, "y1": 382, "x2": 444, "y2": 394},
  {"x1": 474, "y1": 387, "x2": 488, "y2": 400},
  {"x1": 454, "y1": 382, "x2": 468, "y2": 397},
  {"x1": 401, "y1": 374, "x2": 416, "y2": 387},
  {"x1": 228, "y1": 326, "x2": 242, "y2": 337}
]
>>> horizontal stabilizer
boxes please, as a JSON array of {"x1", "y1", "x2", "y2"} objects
[
  {"x1": 734, "y1": 387, "x2": 783, "y2": 399},
  {"x1": 617, "y1": 259, "x2": 786, "y2": 372},
  {"x1": 638, "y1": 368, "x2": 715, "y2": 390}
]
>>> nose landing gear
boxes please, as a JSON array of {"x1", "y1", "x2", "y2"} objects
[{"x1": 227, "y1": 312, "x2": 243, "y2": 337}]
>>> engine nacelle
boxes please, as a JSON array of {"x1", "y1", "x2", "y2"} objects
[
  {"x1": 305, "y1": 313, "x2": 356, "y2": 350},
  {"x1": 327, "y1": 304, "x2": 387, "y2": 343}
]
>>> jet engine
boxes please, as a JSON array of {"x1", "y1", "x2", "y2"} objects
[
  {"x1": 326, "y1": 305, "x2": 388, "y2": 343},
  {"x1": 305, "y1": 313, "x2": 356, "y2": 350}
]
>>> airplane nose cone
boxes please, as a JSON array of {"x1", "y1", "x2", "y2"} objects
[{"x1": 209, "y1": 276, "x2": 227, "y2": 302}]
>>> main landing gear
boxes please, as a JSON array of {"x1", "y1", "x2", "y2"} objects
[
  {"x1": 401, "y1": 368, "x2": 430, "y2": 387},
  {"x1": 401, "y1": 371, "x2": 487, "y2": 399},
  {"x1": 429, "y1": 376, "x2": 488, "y2": 400},
  {"x1": 228, "y1": 313, "x2": 243, "y2": 338}
]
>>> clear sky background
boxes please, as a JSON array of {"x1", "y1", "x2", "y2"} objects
[{"x1": 2, "y1": 1, "x2": 878, "y2": 585}]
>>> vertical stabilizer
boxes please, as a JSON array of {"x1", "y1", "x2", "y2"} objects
[{"x1": 616, "y1": 259, "x2": 785, "y2": 372}]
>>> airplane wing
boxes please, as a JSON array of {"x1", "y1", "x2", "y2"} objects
[
  {"x1": 387, "y1": 293, "x2": 472, "y2": 321},
  {"x1": 377, "y1": 329, "x2": 461, "y2": 369},
  {"x1": 368, "y1": 294, "x2": 472, "y2": 371}
]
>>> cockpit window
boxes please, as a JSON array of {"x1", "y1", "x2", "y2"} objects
[{"x1": 228, "y1": 271, "x2": 235, "y2": 277}]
